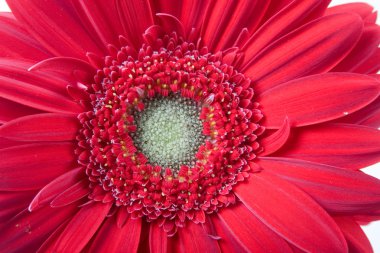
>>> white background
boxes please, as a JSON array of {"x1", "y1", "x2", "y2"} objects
[{"x1": 0, "y1": 0, "x2": 379, "y2": 251}]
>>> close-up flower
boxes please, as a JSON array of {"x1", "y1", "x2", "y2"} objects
[{"x1": 1, "y1": 0, "x2": 380, "y2": 252}]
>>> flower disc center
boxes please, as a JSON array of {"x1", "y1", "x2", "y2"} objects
[{"x1": 133, "y1": 95, "x2": 204, "y2": 170}]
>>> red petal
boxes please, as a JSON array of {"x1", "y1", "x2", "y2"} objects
[
  {"x1": 51, "y1": 202, "x2": 112, "y2": 252},
  {"x1": 28, "y1": 167, "x2": 84, "y2": 211},
  {"x1": 177, "y1": 222, "x2": 221, "y2": 252},
  {"x1": 70, "y1": 0, "x2": 125, "y2": 48},
  {"x1": 89, "y1": 216, "x2": 142, "y2": 253},
  {"x1": 218, "y1": 204, "x2": 292, "y2": 252},
  {"x1": 234, "y1": 172, "x2": 347, "y2": 252},
  {"x1": 115, "y1": 0, "x2": 154, "y2": 49},
  {"x1": 334, "y1": 216, "x2": 373, "y2": 253},
  {"x1": 0, "y1": 204, "x2": 77, "y2": 253},
  {"x1": 333, "y1": 24, "x2": 380, "y2": 72},
  {"x1": 209, "y1": 215, "x2": 247, "y2": 252},
  {"x1": 36, "y1": 219, "x2": 69, "y2": 253},
  {"x1": 336, "y1": 96, "x2": 380, "y2": 127},
  {"x1": 0, "y1": 97, "x2": 42, "y2": 124},
  {"x1": 242, "y1": 0, "x2": 330, "y2": 65},
  {"x1": 0, "y1": 76, "x2": 83, "y2": 114},
  {"x1": 178, "y1": 0, "x2": 209, "y2": 37},
  {"x1": 204, "y1": 0, "x2": 271, "y2": 52},
  {"x1": 0, "y1": 142, "x2": 76, "y2": 190},
  {"x1": 29, "y1": 56, "x2": 96, "y2": 82},
  {"x1": 259, "y1": 73, "x2": 380, "y2": 128},
  {"x1": 243, "y1": 13, "x2": 363, "y2": 93},
  {"x1": 156, "y1": 13, "x2": 185, "y2": 38},
  {"x1": 261, "y1": 0, "x2": 293, "y2": 23},
  {"x1": 0, "y1": 113, "x2": 79, "y2": 141},
  {"x1": 360, "y1": 111, "x2": 380, "y2": 128},
  {"x1": 0, "y1": 13, "x2": 50, "y2": 60},
  {"x1": 116, "y1": 206, "x2": 130, "y2": 228},
  {"x1": 50, "y1": 179, "x2": 89, "y2": 207},
  {"x1": 0, "y1": 58, "x2": 70, "y2": 93},
  {"x1": 260, "y1": 117, "x2": 291, "y2": 156},
  {"x1": 353, "y1": 48, "x2": 380, "y2": 74},
  {"x1": 149, "y1": 0, "x2": 182, "y2": 21},
  {"x1": 6, "y1": 0, "x2": 104, "y2": 59},
  {"x1": 149, "y1": 221, "x2": 168, "y2": 253},
  {"x1": 0, "y1": 136, "x2": 22, "y2": 149},
  {"x1": 276, "y1": 123, "x2": 380, "y2": 169},
  {"x1": 258, "y1": 157, "x2": 380, "y2": 214},
  {"x1": 0, "y1": 190, "x2": 37, "y2": 223},
  {"x1": 326, "y1": 3, "x2": 375, "y2": 20}
]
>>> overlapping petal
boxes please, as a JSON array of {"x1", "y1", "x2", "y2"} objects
[
  {"x1": 243, "y1": 13, "x2": 363, "y2": 93},
  {"x1": 259, "y1": 73, "x2": 380, "y2": 128},
  {"x1": 0, "y1": 142, "x2": 76, "y2": 190},
  {"x1": 258, "y1": 157, "x2": 380, "y2": 214},
  {"x1": 234, "y1": 172, "x2": 348, "y2": 252},
  {"x1": 6, "y1": 0, "x2": 105, "y2": 58}
]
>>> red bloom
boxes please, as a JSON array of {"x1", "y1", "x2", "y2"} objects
[{"x1": 1, "y1": 0, "x2": 380, "y2": 252}]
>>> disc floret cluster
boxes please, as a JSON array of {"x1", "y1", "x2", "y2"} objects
[{"x1": 77, "y1": 33, "x2": 264, "y2": 232}]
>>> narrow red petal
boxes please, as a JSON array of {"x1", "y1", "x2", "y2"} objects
[
  {"x1": 28, "y1": 56, "x2": 96, "y2": 82},
  {"x1": 177, "y1": 222, "x2": 221, "y2": 252},
  {"x1": 0, "y1": 136, "x2": 22, "y2": 149},
  {"x1": 28, "y1": 167, "x2": 84, "y2": 211},
  {"x1": 360, "y1": 111, "x2": 380, "y2": 128},
  {"x1": 0, "y1": 13, "x2": 50, "y2": 60},
  {"x1": 243, "y1": 13, "x2": 363, "y2": 93},
  {"x1": 0, "y1": 142, "x2": 76, "y2": 190},
  {"x1": 209, "y1": 215, "x2": 248, "y2": 253},
  {"x1": 116, "y1": 206, "x2": 130, "y2": 228},
  {"x1": 0, "y1": 190, "x2": 37, "y2": 223},
  {"x1": 0, "y1": 76, "x2": 83, "y2": 114},
  {"x1": 6, "y1": 0, "x2": 104, "y2": 59},
  {"x1": 333, "y1": 24, "x2": 380, "y2": 72},
  {"x1": 70, "y1": 0, "x2": 125, "y2": 48},
  {"x1": 260, "y1": 117, "x2": 291, "y2": 156},
  {"x1": 234, "y1": 172, "x2": 347, "y2": 252},
  {"x1": 149, "y1": 221, "x2": 168, "y2": 253},
  {"x1": 50, "y1": 179, "x2": 89, "y2": 207},
  {"x1": 0, "y1": 58, "x2": 70, "y2": 93},
  {"x1": 261, "y1": 0, "x2": 293, "y2": 23},
  {"x1": 353, "y1": 48, "x2": 380, "y2": 74},
  {"x1": 334, "y1": 216, "x2": 373, "y2": 253},
  {"x1": 88, "y1": 216, "x2": 142, "y2": 253},
  {"x1": 242, "y1": 0, "x2": 330, "y2": 65},
  {"x1": 211, "y1": 0, "x2": 271, "y2": 51},
  {"x1": 115, "y1": 0, "x2": 154, "y2": 49},
  {"x1": 218, "y1": 204, "x2": 292, "y2": 252},
  {"x1": 326, "y1": 3, "x2": 375, "y2": 20},
  {"x1": 0, "y1": 204, "x2": 77, "y2": 253},
  {"x1": 259, "y1": 73, "x2": 380, "y2": 128},
  {"x1": 336, "y1": 96, "x2": 380, "y2": 126},
  {"x1": 279, "y1": 124, "x2": 380, "y2": 159},
  {"x1": 36, "y1": 220, "x2": 69, "y2": 253},
  {"x1": 0, "y1": 97, "x2": 42, "y2": 124},
  {"x1": 0, "y1": 113, "x2": 79, "y2": 141},
  {"x1": 258, "y1": 157, "x2": 380, "y2": 214},
  {"x1": 179, "y1": 0, "x2": 210, "y2": 37},
  {"x1": 149, "y1": 0, "x2": 182, "y2": 21},
  {"x1": 156, "y1": 13, "x2": 185, "y2": 38},
  {"x1": 52, "y1": 202, "x2": 112, "y2": 252}
]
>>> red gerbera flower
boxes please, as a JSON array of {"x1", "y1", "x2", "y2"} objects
[{"x1": 1, "y1": 0, "x2": 380, "y2": 252}]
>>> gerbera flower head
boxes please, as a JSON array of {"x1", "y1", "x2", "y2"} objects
[{"x1": 1, "y1": 0, "x2": 380, "y2": 252}]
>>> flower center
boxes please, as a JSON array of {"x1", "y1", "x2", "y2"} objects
[
  {"x1": 133, "y1": 95, "x2": 204, "y2": 170},
  {"x1": 76, "y1": 32, "x2": 263, "y2": 231}
]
